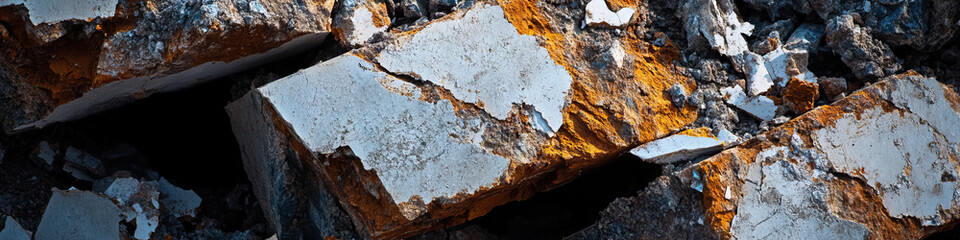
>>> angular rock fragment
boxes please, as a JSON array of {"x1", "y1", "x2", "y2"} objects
[
  {"x1": 781, "y1": 77, "x2": 819, "y2": 114},
  {"x1": 229, "y1": 2, "x2": 696, "y2": 238},
  {"x1": 333, "y1": 0, "x2": 391, "y2": 47},
  {"x1": 63, "y1": 146, "x2": 107, "y2": 181},
  {"x1": 0, "y1": 0, "x2": 335, "y2": 133},
  {"x1": 825, "y1": 14, "x2": 900, "y2": 81},
  {"x1": 30, "y1": 141, "x2": 57, "y2": 170},
  {"x1": 630, "y1": 127, "x2": 722, "y2": 164},
  {"x1": 0, "y1": 216, "x2": 31, "y2": 240},
  {"x1": 584, "y1": 0, "x2": 635, "y2": 28},
  {"x1": 720, "y1": 85, "x2": 776, "y2": 121},
  {"x1": 819, "y1": 76, "x2": 847, "y2": 101},
  {"x1": 570, "y1": 73, "x2": 960, "y2": 239},
  {"x1": 104, "y1": 177, "x2": 160, "y2": 240},
  {"x1": 36, "y1": 188, "x2": 121, "y2": 240},
  {"x1": 157, "y1": 177, "x2": 202, "y2": 219}
]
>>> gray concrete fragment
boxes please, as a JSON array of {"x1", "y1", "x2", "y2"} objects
[
  {"x1": 103, "y1": 177, "x2": 160, "y2": 240},
  {"x1": 0, "y1": 217, "x2": 31, "y2": 240},
  {"x1": 30, "y1": 141, "x2": 56, "y2": 170},
  {"x1": 63, "y1": 146, "x2": 106, "y2": 182},
  {"x1": 35, "y1": 188, "x2": 120, "y2": 240},
  {"x1": 157, "y1": 177, "x2": 201, "y2": 218}
]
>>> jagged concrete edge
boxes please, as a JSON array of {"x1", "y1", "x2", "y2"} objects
[
  {"x1": 8, "y1": 32, "x2": 327, "y2": 134},
  {"x1": 226, "y1": 90, "x2": 360, "y2": 239}
]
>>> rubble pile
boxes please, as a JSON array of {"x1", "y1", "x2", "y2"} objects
[{"x1": 0, "y1": 0, "x2": 958, "y2": 239}]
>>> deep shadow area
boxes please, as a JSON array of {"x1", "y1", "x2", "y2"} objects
[{"x1": 465, "y1": 154, "x2": 662, "y2": 239}]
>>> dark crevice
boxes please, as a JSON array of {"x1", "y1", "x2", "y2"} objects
[{"x1": 448, "y1": 153, "x2": 662, "y2": 240}]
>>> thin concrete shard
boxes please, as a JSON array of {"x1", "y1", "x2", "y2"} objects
[
  {"x1": 35, "y1": 188, "x2": 121, "y2": 240},
  {"x1": 0, "y1": 0, "x2": 335, "y2": 133},
  {"x1": 0, "y1": 216, "x2": 31, "y2": 240},
  {"x1": 720, "y1": 85, "x2": 776, "y2": 121},
  {"x1": 229, "y1": 1, "x2": 697, "y2": 238},
  {"x1": 630, "y1": 127, "x2": 722, "y2": 164},
  {"x1": 63, "y1": 146, "x2": 107, "y2": 182},
  {"x1": 569, "y1": 73, "x2": 960, "y2": 239}
]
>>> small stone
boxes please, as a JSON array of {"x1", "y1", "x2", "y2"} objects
[
  {"x1": 782, "y1": 77, "x2": 820, "y2": 114},
  {"x1": 30, "y1": 141, "x2": 57, "y2": 170},
  {"x1": 668, "y1": 84, "x2": 687, "y2": 108},
  {"x1": 629, "y1": 127, "x2": 723, "y2": 164},
  {"x1": 786, "y1": 23, "x2": 825, "y2": 51},
  {"x1": 819, "y1": 77, "x2": 848, "y2": 101},
  {"x1": 35, "y1": 188, "x2": 120, "y2": 240},
  {"x1": 0, "y1": 217, "x2": 31, "y2": 240},
  {"x1": 584, "y1": 0, "x2": 635, "y2": 28},
  {"x1": 401, "y1": 0, "x2": 426, "y2": 19}
]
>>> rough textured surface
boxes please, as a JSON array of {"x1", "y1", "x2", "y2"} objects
[
  {"x1": 332, "y1": 0, "x2": 390, "y2": 47},
  {"x1": 228, "y1": 1, "x2": 696, "y2": 238},
  {"x1": 0, "y1": 216, "x2": 31, "y2": 240},
  {"x1": 570, "y1": 73, "x2": 960, "y2": 239},
  {"x1": 0, "y1": 0, "x2": 335, "y2": 133},
  {"x1": 825, "y1": 14, "x2": 900, "y2": 81}
]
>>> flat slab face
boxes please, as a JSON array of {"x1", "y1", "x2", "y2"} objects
[
  {"x1": 570, "y1": 73, "x2": 960, "y2": 239},
  {"x1": 377, "y1": 5, "x2": 573, "y2": 133},
  {"x1": 35, "y1": 189, "x2": 120, "y2": 240},
  {"x1": 259, "y1": 54, "x2": 510, "y2": 218}
]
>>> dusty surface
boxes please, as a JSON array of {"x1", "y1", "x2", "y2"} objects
[{"x1": 570, "y1": 73, "x2": 960, "y2": 239}]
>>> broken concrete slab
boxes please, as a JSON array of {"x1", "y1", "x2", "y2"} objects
[
  {"x1": 630, "y1": 127, "x2": 722, "y2": 164},
  {"x1": 0, "y1": 216, "x2": 31, "y2": 240},
  {"x1": 35, "y1": 188, "x2": 120, "y2": 240},
  {"x1": 720, "y1": 85, "x2": 776, "y2": 121},
  {"x1": 157, "y1": 177, "x2": 202, "y2": 219},
  {"x1": 584, "y1": 0, "x2": 635, "y2": 28},
  {"x1": 229, "y1": 1, "x2": 697, "y2": 238},
  {"x1": 333, "y1": 0, "x2": 391, "y2": 47},
  {"x1": 569, "y1": 73, "x2": 960, "y2": 239},
  {"x1": 0, "y1": 0, "x2": 335, "y2": 133}
]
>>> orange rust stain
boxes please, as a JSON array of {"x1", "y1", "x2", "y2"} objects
[
  {"x1": 827, "y1": 175, "x2": 929, "y2": 239},
  {"x1": 367, "y1": 2, "x2": 391, "y2": 28},
  {"x1": 697, "y1": 152, "x2": 746, "y2": 239},
  {"x1": 782, "y1": 77, "x2": 819, "y2": 113},
  {"x1": 677, "y1": 127, "x2": 718, "y2": 139}
]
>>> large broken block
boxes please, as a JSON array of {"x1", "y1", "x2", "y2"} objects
[
  {"x1": 228, "y1": 1, "x2": 696, "y2": 238},
  {"x1": 569, "y1": 73, "x2": 960, "y2": 239},
  {"x1": 0, "y1": 0, "x2": 335, "y2": 133}
]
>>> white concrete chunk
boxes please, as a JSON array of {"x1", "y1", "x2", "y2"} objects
[
  {"x1": 35, "y1": 189, "x2": 120, "y2": 240},
  {"x1": 258, "y1": 54, "x2": 510, "y2": 218},
  {"x1": 584, "y1": 0, "x2": 635, "y2": 27},
  {"x1": 629, "y1": 129, "x2": 722, "y2": 164},
  {"x1": 103, "y1": 177, "x2": 160, "y2": 240},
  {"x1": 721, "y1": 85, "x2": 777, "y2": 121},
  {"x1": 377, "y1": 5, "x2": 573, "y2": 134}
]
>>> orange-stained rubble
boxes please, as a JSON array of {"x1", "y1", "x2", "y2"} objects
[
  {"x1": 0, "y1": 0, "x2": 335, "y2": 133},
  {"x1": 569, "y1": 72, "x2": 960, "y2": 239},
  {"x1": 227, "y1": 0, "x2": 696, "y2": 238}
]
